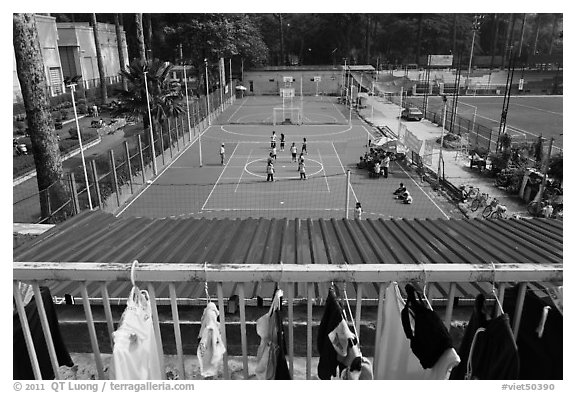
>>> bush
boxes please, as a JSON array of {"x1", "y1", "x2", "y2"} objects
[
  {"x1": 77, "y1": 103, "x2": 88, "y2": 114},
  {"x1": 60, "y1": 109, "x2": 69, "y2": 120},
  {"x1": 53, "y1": 112, "x2": 62, "y2": 122}
]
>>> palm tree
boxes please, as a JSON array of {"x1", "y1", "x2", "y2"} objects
[
  {"x1": 135, "y1": 13, "x2": 146, "y2": 62},
  {"x1": 92, "y1": 13, "x2": 108, "y2": 104},
  {"x1": 13, "y1": 13, "x2": 72, "y2": 222},
  {"x1": 115, "y1": 59, "x2": 183, "y2": 150}
]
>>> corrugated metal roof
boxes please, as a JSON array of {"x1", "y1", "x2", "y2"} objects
[{"x1": 14, "y1": 211, "x2": 563, "y2": 300}]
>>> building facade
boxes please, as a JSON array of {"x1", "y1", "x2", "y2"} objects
[{"x1": 13, "y1": 14, "x2": 65, "y2": 103}]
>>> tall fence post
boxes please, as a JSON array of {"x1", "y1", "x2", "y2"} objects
[
  {"x1": 138, "y1": 134, "x2": 146, "y2": 184},
  {"x1": 175, "y1": 117, "x2": 181, "y2": 151},
  {"x1": 345, "y1": 170, "x2": 351, "y2": 219},
  {"x1": 124, "y1": 141, "x2": 134, "y2": 194},
  {"x1": 167, "y1": 119, "x2": 173, "y2": 159},
  {"x1": 487, "y1": 128, "x2": 493, "y2": 152},
  {"x1": 110, "y1": 150, "x2": 121, "y2": 208},
  {"x1": 159, "y1": 122, "x2": 166, "y2": 166},
  {"x1": 68, "y1": 172, "x2": 80, "y2": 215},
  {"x1": 90, "y1": 160, "x2": 102, "y2": 209}
]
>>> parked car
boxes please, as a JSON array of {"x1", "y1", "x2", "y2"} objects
[{"x1": 401, "y1": 107, "x2": 423, "y2": 121}]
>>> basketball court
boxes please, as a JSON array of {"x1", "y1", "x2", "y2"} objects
[{"x1": 117, "y1": 80, "x2": 450, "y2": 220}]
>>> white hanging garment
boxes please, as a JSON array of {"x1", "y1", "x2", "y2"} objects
[
  {"x1": 111, "y1": 287, "x2": 162, "y2": 380},
  {"x1": 374, "y1": 282, "x2": 459, "y2": 380},
  {"x1": 197, "y1": 302, "x2": 226, "y2": 378}
]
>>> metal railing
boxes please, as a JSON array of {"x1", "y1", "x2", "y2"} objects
[{"x1": 13, "y1": 262, "x2": 562, "y2": 380}]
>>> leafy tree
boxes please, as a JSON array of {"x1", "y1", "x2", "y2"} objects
[{"x1": 92, "y1": 13, "x2": 108, "y2": 103}]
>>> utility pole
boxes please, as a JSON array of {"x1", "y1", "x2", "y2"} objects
[
  {"x1": 437, "y1": 95, "x2": 448, "y2": 180},
  {"x1": 467, "y1": 15, "x2": 484, "y2": 88}
]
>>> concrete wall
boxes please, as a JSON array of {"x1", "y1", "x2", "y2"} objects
[
  {"x1": 244, "y1": 68, "x2": 343, "y2": 96},
  {"x1": 13, "y1": 14, "x2": 64, "y2": 103},
  {"x1": 57, "y1": 22, "x2": 128, "y2": 86}
]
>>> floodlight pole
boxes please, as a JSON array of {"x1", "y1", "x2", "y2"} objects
[
  {"x1": 183, "y1": 64, "x2": 193, "y2": 145},
  {"x1": 437, "y1": 95, "x2": 448, "y2": 179},
  {"x1": 68, "y1": 83, "x2": 93, "y2": 210},
  {"x1": 397, "y1": 86, "x2": 404, "y2": 137},
  {"x1": 205, "y1": 59, "x2": 211, "y2": 126},
  {"x1": 229, "y1": 58, "x2": 233, "y2": 102},
  {"x1": 143, "y1": 71, "x2": 158, "y2": 176}
]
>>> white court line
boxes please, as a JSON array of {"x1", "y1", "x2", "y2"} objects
[
  {"x1": 317, "y1": 148, "x2": 331, "y2": 193},
  {"x1": 202, "y1": 208, "x2": 345, "y2": 211},
  {"x1": 473, "y1": 114, "x2": 541, "y2": 138},
  {"x1": 201, "y1": 143, "x2": 240, "y2": 211},
  {"x1": 510, "y1": 101, "x2": 562, "y2": 115},
  {"x1": 115, "y1": 124, "x2": 213, "y2": 217},
  {"x1": 235, "y1": 149, "x2": 252, "y2": 193},
  {"x1": 331, "y1": 141, "x2": 359, "y2": 203},
  {"x1": 332, "y1": 101, "x2": 349, "y2": 122},
  {"x1": 227, "y1": 96, "x2": 250, "y2": 122},
  {"x1": 395, "y1": 163, "x2": 450, "y2": 219}
]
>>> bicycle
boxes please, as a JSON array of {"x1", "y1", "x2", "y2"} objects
[
  {"x1": 459, "y1": 184, "x2": 480, "y2": 202},
  {"x1": 470, "y1": 192, "x2": 490, "y2": 212},
  {"x1": 482, "y1": 198, "x2": 508, "y2": 219}
]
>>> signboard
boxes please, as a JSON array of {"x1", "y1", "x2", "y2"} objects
[
  {"x1": 422, "y1": 140, "x2": 434, "y2": 166},
  {"x1": 314, "y1": 76, "x2": 321, "y2": 82},
  {"x1": 427, "y1": 55, "x2": 453, "y2": 67},
  {"x1": 404, "y1": 129, "x2": 424, "y2": 156}
]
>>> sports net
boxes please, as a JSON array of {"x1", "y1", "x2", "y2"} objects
[{"x1": 273, "y1": 107, "x2": 303, "y2": 125}]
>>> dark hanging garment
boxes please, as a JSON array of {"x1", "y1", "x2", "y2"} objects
[
  {"x1": 465, "y1": 313, "x2": 519, "y2": 380},
  {"x1": 13, "y1": 287, "x2": 73, "y2": 380},
  {"x1": 401, "y1": 284, "x2": 453, "y2": 369},
  {"x1": 273, "y1": 304, "x2": 291, "y2": 380},
  {"x1": 503, "y1": 285, "x2": 562, "y2": 380},
  {"x1": 450, "y1": 294, "x2": 489, "y2": 380}
]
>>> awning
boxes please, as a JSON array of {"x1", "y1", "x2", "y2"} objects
[{"x1": 14, "y1": 211, "x2": 562, "y2": 300}]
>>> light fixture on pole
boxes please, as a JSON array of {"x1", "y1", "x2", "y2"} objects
[
  {"x1": 143, "y1": 71, "x2": 157, "y2": 176},
  {"x1": 183, "y1": 63, "x2": 192, "y2": 145},
  {"x1": 204, "y1": 58, "x2": 211, "y2": 126},
  {"x1": 437, "y1": 94, "x2": 448, "y2": 179},
  {"x1": 467, "y1": 15, "x2": 484, "y2": 88},
  {"x1": 67, "y1": 83, "x2": 93, "y2": 210}
]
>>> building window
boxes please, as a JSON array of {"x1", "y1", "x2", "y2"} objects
[{"x1": 49, "y1": 67, "x2": 63, "y2": 95}]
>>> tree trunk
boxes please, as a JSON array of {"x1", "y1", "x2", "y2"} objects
[
  {"x1": 489, "y1": 14, "x2": 499, "y2": 69},
  {"x1": 501, "y1": 14, "x2": 514, "y2": 68},
  {"x1": 532, "y1": 14, "x2": 541, "y2": 55},
  {"x1": 91, "y1": 13, "x2": 108, "y2": 104},
  {"x1": 115, "y1": 14, "x2": 128, "y2": 91},
  {"x1": 415, "y1": 14, "x2": 423, "y2": 65},
  {"x1": 145, "y1": 13, "x2": 153, "y2": 60},
  {"x1": 452, "y1": 14, "x2": 458, "y2": 54},
  {"x1": 548, "y1": 14, "x2": 558, "y2": 55},
  {"x1": 135, "y1": 13, "x2": 146, "y2": 63},
  {"x1": 13, "y1": 13, "x2": 72, "y2": 222}
]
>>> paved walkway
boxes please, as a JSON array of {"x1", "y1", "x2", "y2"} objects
[{"x1": 360, "y1": 95, "x2": 528, "y2": 217}]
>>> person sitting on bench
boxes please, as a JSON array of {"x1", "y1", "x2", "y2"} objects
[
  {"x1": 393, "y1": 183, "x2": 406, "y2": 195},
  {"x1": 371, "y1": 161, "x2": 381, "y2": 178}
]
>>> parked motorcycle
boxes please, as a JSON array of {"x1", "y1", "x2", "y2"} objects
[{"x1": 13, "y1": 139, "x2": 28, "y2": 155}]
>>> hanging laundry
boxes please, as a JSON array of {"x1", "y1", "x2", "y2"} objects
[
  {"x1": 13, "y1": 286, "x2": 74, "y2": 380},
  {"x1": 255, "y1": 289, "x2": 291, "y2": 380},
  {"x1": 317, "y1": 287, "x2": 373, "y2": 380},
  {"x1": 451, "y1": 293, "x2": 519, "y2": 380},
  {"x1": 502, "y1": 285, "x2": 562, "y2": 380},
  {"x1": 111, "y1": 287, "x2": 162, "y2": 380},
  {"x1": 374, "y1": 282, "x2": 459, "y2": 380},
  {"x1": 197, "y1": 302, "x2": 226, "y2": 378}
]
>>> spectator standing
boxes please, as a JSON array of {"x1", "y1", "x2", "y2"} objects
[
  {"x1": 266, "y1": 163, "x2": 275, "y2": 182},
  {"x1": 280, "y1": 133, "x2": 285, "y2": 151},
  {"x1": 373, "y1": 161, "x2": 381, "y2": 178},
  {"x1": 271, "y1": 146, "x2": 277, "y2": 161},
  {"x1": 290, "y1": 143, "x2": 298, "y2": 162},
  {"x1": 220, "y1": 143, "x2": 225, "y2": 165},
  {"x1": 382, "y1": 154, "x2": 390, "y2": 178},
  {"x1": 92, "y1": 104, "x2": 99, "y2": 117},
  {"x1": 302, "y1": 137, "x2": 307, "y2": 155},
  {"x1": 271, "y1": 131, "x2": 277, "y2": 148},
  {"x1": 354, "y1": 202, "x2": 363, "y2": 220}
]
